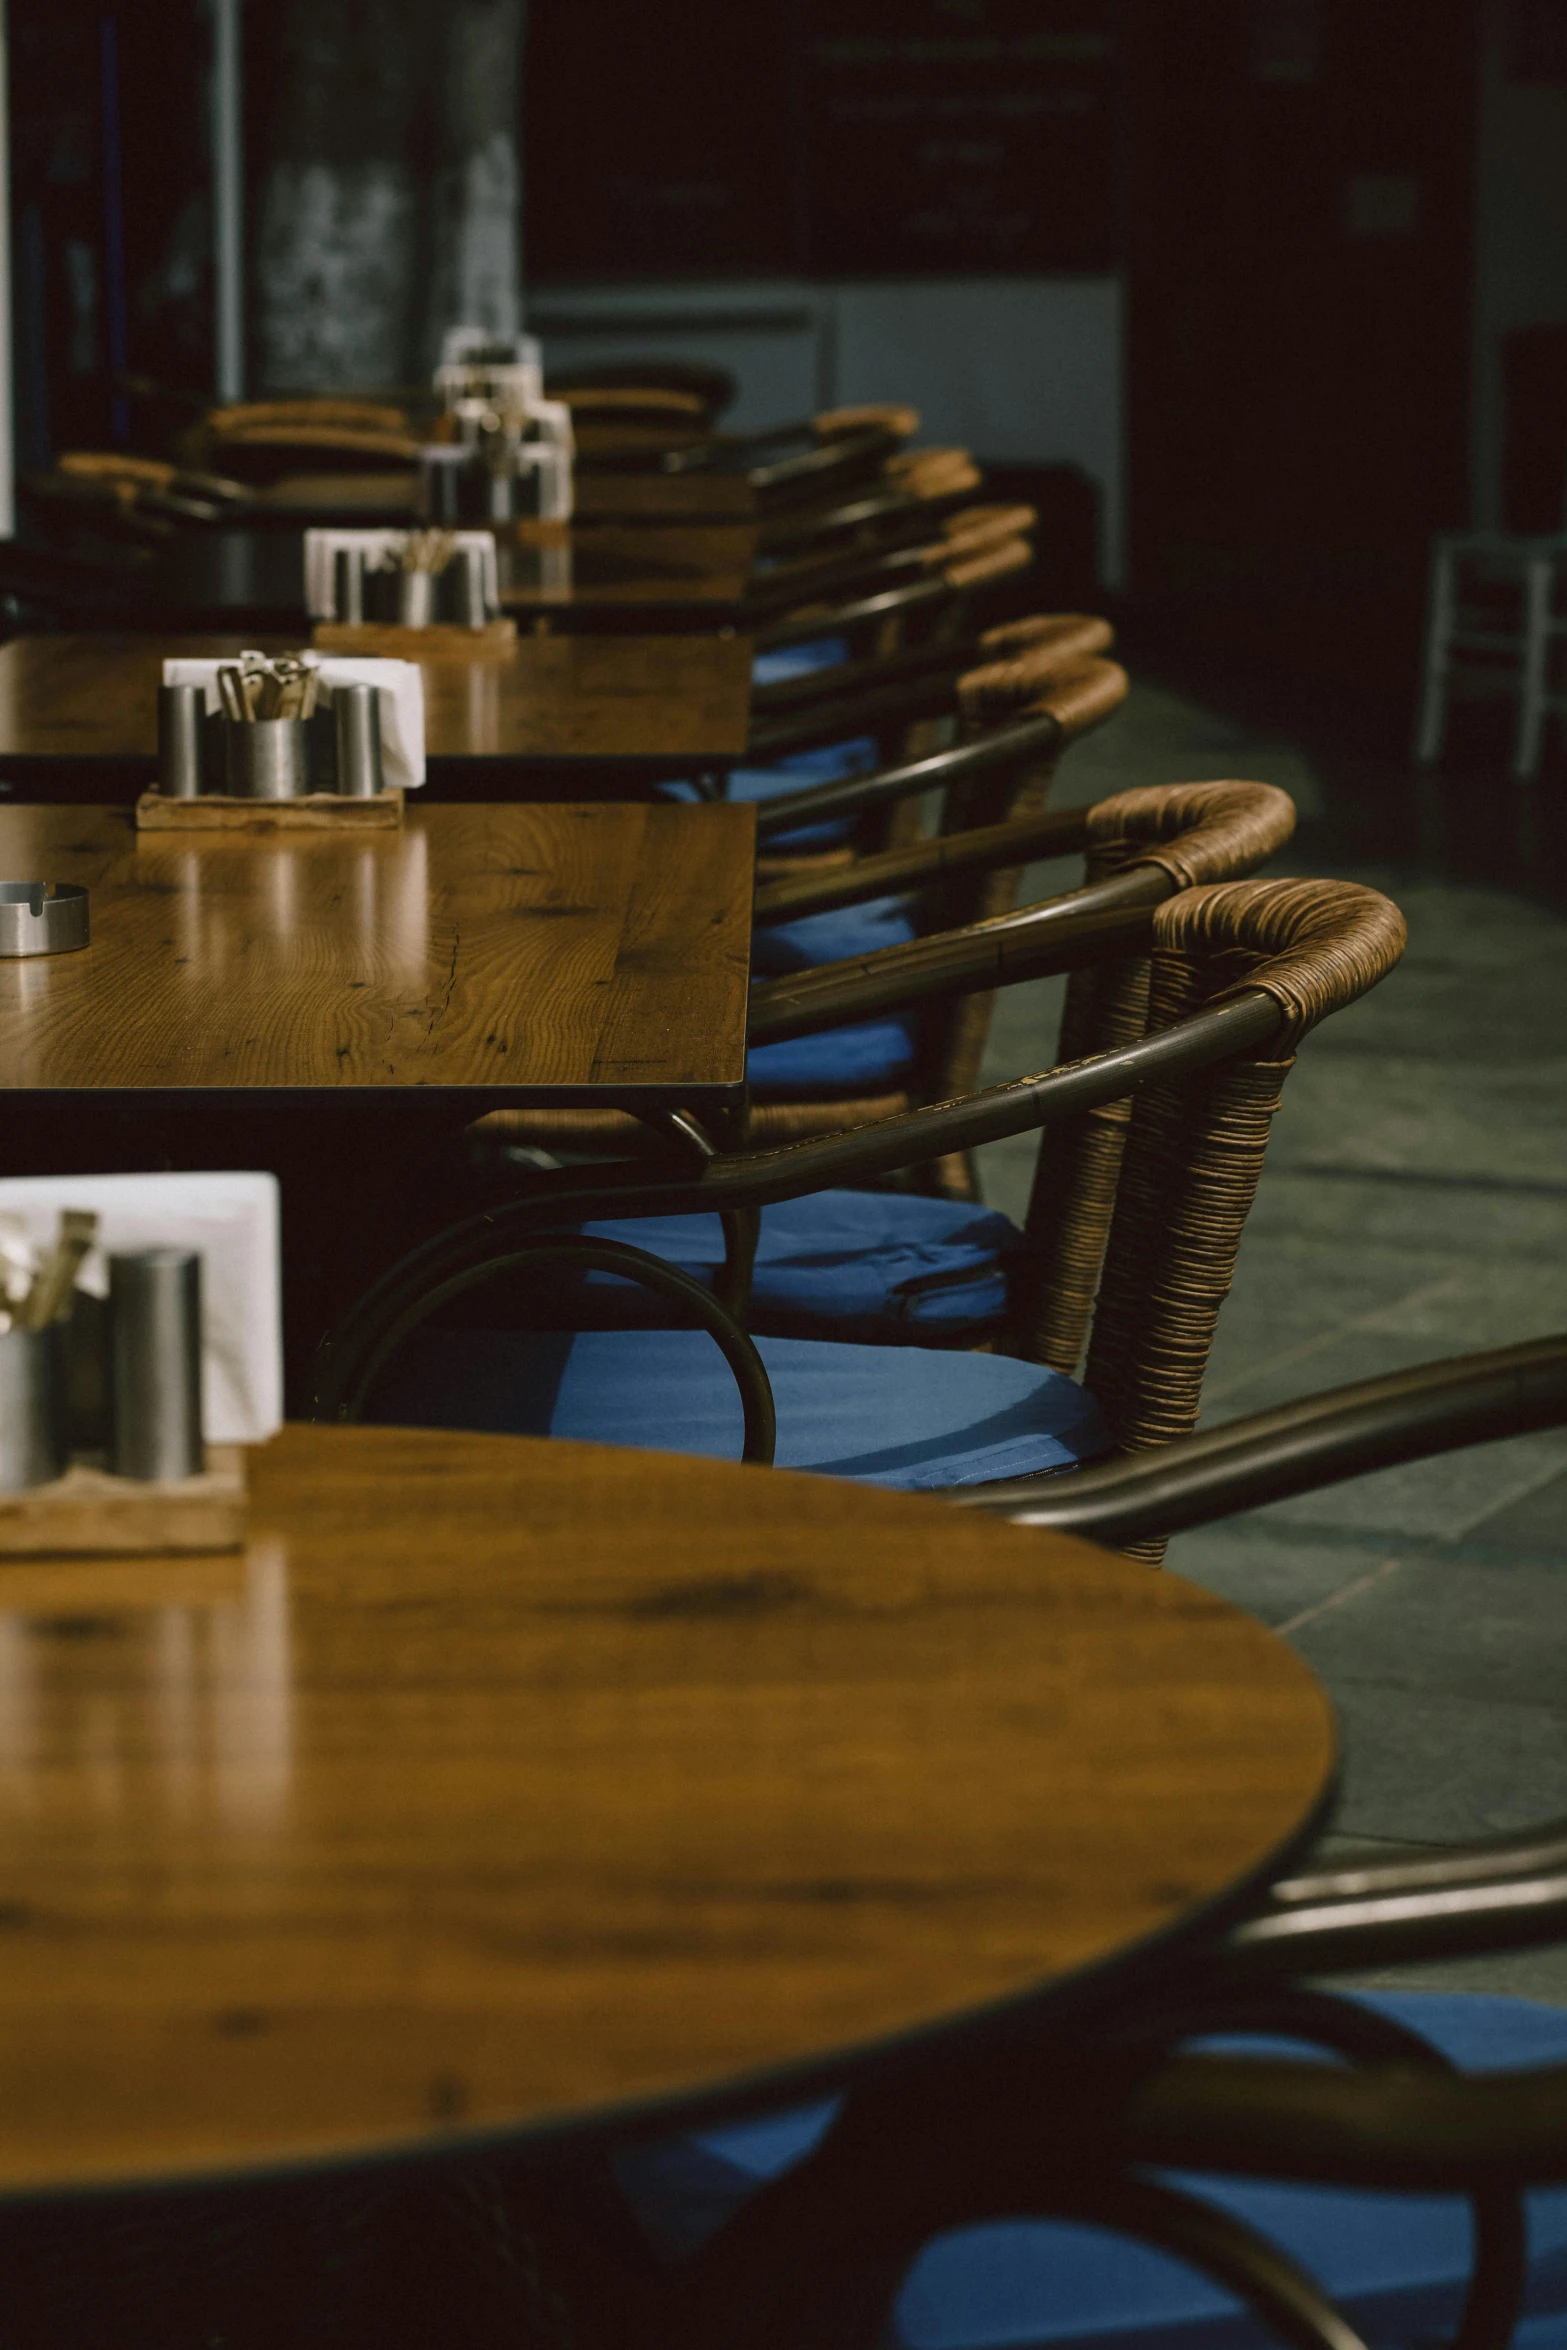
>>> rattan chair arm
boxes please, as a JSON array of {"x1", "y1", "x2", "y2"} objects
[
  {"x1": 749, "y1": 425, "x2": 904, "y2": 502},
  {"x1": 752, "y1": 804, "x2": 1099, "y2": 923},
  {"x1": 813, "y1": 403, "x2": 921, "y2": 442},
  {"x1": 750, "y1": 705, "x2": 1064, "y2": 839},
  {"x1": 749, "y1": 634, "x2": 979, "y2": 720},
  {"x1": 748, "y1": 612, "x2": 1114, "y2": 725},
  {"x1": 1155, "y1": 879, "x2": 1409, "y2": 1045},
  {"x1": 746, "y1": 534, "x2": 944, "y2": 622},
  {"x1": 1272, "y1": 1817, "x2": 1567, "y2": 1908},
  {"x1": 965, "y1": 1335, "x2": 1567, "y2": 1540},
  {"x1": 1122, "y1": 2051, "x2": 1567, "y2": 2191},
  {"x1": 718, "y1": 993, "x2": 1285, "y2": 1196},
  {"x1": 745, "y1": 666, "x2": 986, "y2": 765},
  {"x1": 945, "y1": 536, "x2": 1034, "y2": 591},
  {"x1": 750, "y1": 570, "x2": 950, "y2": 654},
  {"x1": 1216, "y1": 1865, "x2": 1567, "y2": 1981},
  {"x1": 316, "y1": 996, "x2": 1286, "y2": 1415},
  {"x1": 747, "y1": 890, "x2": 1161, "y2": 1044},
  {"x1": 317, "y1": 1232, "x2": 778, "y2": 1455}
]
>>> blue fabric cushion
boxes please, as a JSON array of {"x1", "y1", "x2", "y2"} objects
[
  {"x1": 730, "y1": 732, "x2": 881, "y2": 852},
  {"x1": 751, "y1": 635, "x2": 850, "y2": 686},
  {"x1": 585, "y1": 1192, "x2": 1023, "y2": 1342},
  {"x1": 612, "y1": 1993, "x2": 1567, "y2": 2344},
  {"x1": 367, "y1": 1326, "x2": 1107, "y2": 1490},
  {"x1": 747, "y1": 1012, "x2": 917, "y2": 1096},
  {"x1": 751, "y1": 892, "x2": 917, "y2": 977}
]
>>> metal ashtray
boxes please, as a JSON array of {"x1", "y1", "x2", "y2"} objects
[{"x1": 0, "y1": 884, "x2": 89, "y2": 957}]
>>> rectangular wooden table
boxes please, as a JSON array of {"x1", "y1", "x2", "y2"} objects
[
  {"x1": 0, "y1": 633, "x2": 753, "y2": 799},
  {"x1": 249, "y1": 469, "x2": 759, "y2": 525},
  {"x1": 121, "y1": 522, "x2": 757, "y2": 633},
  {"x1": 0, "y1": 799, "x2": 753, "y2": 1113},
  {"x1": 0, "y1": 797, "x2": 754, "y2": 1401}
]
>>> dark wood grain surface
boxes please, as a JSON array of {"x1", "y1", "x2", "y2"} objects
[
  {"x1": 246, "y1": 471, "x2": 759, "y2": 525},
  {"x1": 497, "y1": 523, "x2": 756, "y2": 612},
  {"x1": 0, "y1": 634, "x2": 754, "y2": 777},
  {"x1": 0, "y1": 1422, "x2": 1334, "y2": 2193},
  {"x1": 0, "y1": 800, "x2": 752, "y2": 1103},
  {"x1": 121, "y1": 526, "x2": 758, "y2": 631}
]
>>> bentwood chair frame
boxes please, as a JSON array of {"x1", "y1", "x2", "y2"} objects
[
  {"x1": 486, "y1": 657, "x2": 1130, "y2": 1170},
  {"x1": 671, "y1": 1331, "x2": 1567, "y2": 2350},
  {"x1": 667, "y1": 416, "x2": 920, "y2": 513},
  {"x1": 316, "y1": 859, "x2": 1399, "y2": 1528},
  {"x1": 747, "y1": 504, "x2": 1035, "y2": 629},
  {"x1": 756, "y1": 448, "x2": 983, "y2": 561}
]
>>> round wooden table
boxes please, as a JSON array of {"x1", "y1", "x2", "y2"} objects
[{"x1": 0, "y1": 1424, "x2": 1334, "y2": 2197}]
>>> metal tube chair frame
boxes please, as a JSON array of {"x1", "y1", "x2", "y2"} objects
[
  {"x1": 314, "y1": 864, "x2": 1401, "y2": 1543},
  {"x1": 664, "y1": 1330, "x2": 1567, "y2": 2350}
]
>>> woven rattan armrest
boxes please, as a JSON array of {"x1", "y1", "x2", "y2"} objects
[
  {"x1": 750, "y1": 660, "x2": 1127, "y2": 839},
  {"x1": 966, "y1": 1333, "x2": 1567, "y2": 1541}
]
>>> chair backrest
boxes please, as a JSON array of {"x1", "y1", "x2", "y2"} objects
[
  {"x1": 190, "y1": 401, "x2": 420, "y2": 484},
  {"x1": 545, "y1": 358, "x2": 737, "y2": 421},
  {"x1": 1028, "y1": 876, "x2": 1405, "y2": 1552},
  {"x1": 757, "y1": 449, "x2": 983, "y2": 561},
  {"x1": 750, "y1": 502, "x2": 1035, "y2": 627}
]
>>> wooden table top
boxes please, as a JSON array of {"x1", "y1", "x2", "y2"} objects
[
  {"x1": 121, "y1": 525, "x2": 757, "y2": 631},
  {"x1": 0, "y1": 634, "x2": 754, "y2": 785},
  {"x1": 250, "y1": 470, "x2": 759, "y2": 526},
  {"x1": 0, "y1": 1423, "x2": 1334, "y2": 2195},
  {"x1": 497, "y1": 523, "x2": 756, "y2": 614},
  {"x1": 0, "y1": 801, "x2": 752, "y2": 1106}
]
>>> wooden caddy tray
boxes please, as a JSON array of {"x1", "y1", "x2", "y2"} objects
[
  {"x1": 0, "y1": 1446, "x2": 247, "y2": 1556},
  {"x1": 311, "y1": 619, "x2": 517, "y2": 659},
  {"x1": 135, "y1": 787, "x2": 405, "y2": 833}
]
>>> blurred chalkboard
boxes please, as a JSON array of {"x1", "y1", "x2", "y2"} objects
[
  {"x1": 525, "y1": 1, "x2": 797, "y2": 278},
  {"x1": 524, "y1": 0, "x2": 1120, "y2": 283},
  {"x1": 802, "y1": 0, "x2": 1120, "y2": 274}
]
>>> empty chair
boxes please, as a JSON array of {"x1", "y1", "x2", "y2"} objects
[
  {"x1": 669, "y1": 1331, "x2": 1567, "y2": 2350},
  {"x1": 319, "y1": 873, "x2": 1405, "y2": 1515},
  {"x1": 1415, "y1": 527, "x2": 1567, "y2": 777}
]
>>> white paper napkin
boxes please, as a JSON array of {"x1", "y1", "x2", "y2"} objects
[
  {"x1": 0, "y1": 1173, "x2": 283, "y2": 1444},
  {"x1": 161, "y1": 653, "x2": 427, "y2": 790},
  {"x1": 302, "y1": 528, "x2": 501, "y2": 622}
]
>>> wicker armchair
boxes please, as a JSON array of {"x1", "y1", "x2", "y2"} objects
[
  {"x1": 183, "y1": 400, "x2": 422, "y2": 485},
  {"x1": 660, "y1": 1331, "x2": 1567, "y2": 2350},
  {"x1": 665, "y1": 410, "x2": 920, "y2": 510},
  {"x1": 756, "y1": 447, "x2": 984, "y2": 562},
  {"x1": 477, "y1": 656, "x2": 1128, "y2": 1167},
  {"x1": 315, "y1": 863, "x2": 1398, "y2": 1537}
]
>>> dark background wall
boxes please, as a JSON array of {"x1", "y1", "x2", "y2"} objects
[{"x1": 12, "y1": 0, "x2": 1567, "y2": 700}]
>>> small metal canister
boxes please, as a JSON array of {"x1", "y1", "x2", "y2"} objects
[
  {"x1": 449, "y1": 542, "x2": 490, "y2": 624},
  {"x1": 109, "y1": 1250, "x2": 203, "y2": 1482},
  {"x1": 333, "y1": 545, "x2": 366, "y2": 625},
  {"x1": 224, "y1": 717, "x2": 311, "y2": 800},
  {"x1": 157, "y1": 682, "x2": 206, "y2": 797},
  {"x1": 0, "y1": 1326, "x2": 66, "y2": 1491},
  {"x1": 333, "y1": 683, "x2": 385, "y2": 797}
]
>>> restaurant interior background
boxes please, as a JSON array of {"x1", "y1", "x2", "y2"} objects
[{"x1": 8, "y1": 0, "x2": 1567, "y2": 901}]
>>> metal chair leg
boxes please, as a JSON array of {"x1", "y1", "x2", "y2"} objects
[
  {"x1": 1515, "y1": 556, "x2": 1553, "y2": 779},
  {"x1": 1415, "y1": 542, "x2": 1458, "y2": 766}
]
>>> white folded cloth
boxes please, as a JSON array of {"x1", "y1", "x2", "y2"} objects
[
  {"x1": 303, "y1": 527, "x2": 501, "y2": 621},
  {"x1": 0, "y1": 1173, "x2": 283, "y2": 1444},
  {"x1": 161, "y1": 654, "x2": 426, "y2": 790}
]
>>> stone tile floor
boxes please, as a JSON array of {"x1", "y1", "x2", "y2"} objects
[{"x1": 976, "y1": 682, "x2": 1567, "y2": 2000}]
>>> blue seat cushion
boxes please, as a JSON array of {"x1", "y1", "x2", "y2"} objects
[
  {"x1": 611, "y1": 1993, "x2": 1567, "y2": 2341},
  {"x1": 747, "y1": 1011, "x2": 917, "y2": 1096},
  {"x1": 367, "y1": 1326, "x2": 1107, "y2": 1490},
  {"x1": 751, "y1": 892, "x2": 917, "y2": 977},
  {"x1": 585, "y1": 1192, "x2": 1023, "y2": 1342},
  {"x1": 730, "y1": 732, "x2": 881, "y2": 852},
  {"x1": 751, "y1": 635, "x2": 849, "y2": 687}
]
